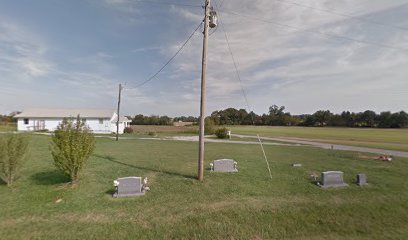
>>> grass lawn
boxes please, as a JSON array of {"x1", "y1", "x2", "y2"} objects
[
  {"x1": 0, "y1": 135, "x2": 407, "y2": 239},
  {"x1": 229, "y1": 126, "x2": 408, "y2": 151},
  {"x1": 0, "y1": 124, "x2": 16, "y2": 132}
]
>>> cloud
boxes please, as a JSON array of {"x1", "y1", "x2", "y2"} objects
[
  {"x1": 156, "y1": 0, "x2": 408, "y2": 114},
  {"x1": 0, "y1": 21, "x2": 53, "y2": 81}
]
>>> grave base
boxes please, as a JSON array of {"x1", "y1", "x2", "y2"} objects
[
  {"x1": 318, "y1": 183, "x2": 349, "y2": 188},
  {"x1": 113, "y1": 192, "x2": 146, "y2": 198}
]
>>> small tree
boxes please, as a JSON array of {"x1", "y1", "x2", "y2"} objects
[
  {"x1": 0, "y1": 134, "x2": 29, "y2": 187},
  {"x1": 215, "y1": 127, "x2": 229, "y2": 139},
  {"x1": 204, "y1": 117, "x2": 216, "y2": 135},
  {"x1": 50, "y1": 116, "x2": 95, "y2": 184}
]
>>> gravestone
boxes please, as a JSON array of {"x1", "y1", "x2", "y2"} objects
[
  {"x1": 318, "y1": 171, "x2": 348, "y2": 188},
  {"x1": 292, "y1": 163, "x2": 302, "y2": 167},
  {"x1": 113, "y1": 177, "x2": 147, "y2": 198},
  {"x1": 356, "y1": 173, "x2": 368, "y2": 186},
  {"x1": 211, "y1": 159, "x2": 238, "y2": 172}
]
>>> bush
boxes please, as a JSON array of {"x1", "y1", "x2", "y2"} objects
[
  {"x1": 215, "y1": 127, "x2": 229, "y2": 139},
  {"x1": 0, "y1": 134, "x2": 29, "y2": 187},
  {"x1": 123, "y1": 127, "x2": 133, "y2": 134},
  {"x1": 50, "y1": 116, "x2": 95, "y2": 184},
  {"x1": 204, "y1": 118, "x2": 216, "y2": 135}
]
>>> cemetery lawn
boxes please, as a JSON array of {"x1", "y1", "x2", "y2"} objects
[
  {"x1": 1, "y1": 135, "x2": 408, "y2": 240},
  {"x1": 229, "y1": 126, "x2": 408, "y2": 151}
]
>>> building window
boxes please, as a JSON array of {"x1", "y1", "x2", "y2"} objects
[
  {"x1": 82, "y1": 119, "x2": 87, "y2": 123},
  {"x1": 99, "y1": 119, "x2": 103, "y2": 124},
  {"x1": 24, "y1": 119, "x2": 29, "y2": 125}
]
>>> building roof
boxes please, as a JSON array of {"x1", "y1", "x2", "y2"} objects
[
  {"x1": 14, "y1": 108, "x2": 115, "y2": 119},
  {"x1": 111, "y1": 115, "x2": 132, "y2": 122}
]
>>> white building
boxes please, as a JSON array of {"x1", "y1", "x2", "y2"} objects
[{"x1": 14, "y1": 108, "x2": 131, "y2": 134}]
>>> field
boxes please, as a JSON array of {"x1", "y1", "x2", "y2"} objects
[
  {"x1": 0, "y1": 133, "x2": 407, "y2": 239},
  {"x1": 0, "y1": 123, "x2": 16, "y2": 132},
  {"x1": 229, "y1": 126, "x2": 408, "y2": 151}
]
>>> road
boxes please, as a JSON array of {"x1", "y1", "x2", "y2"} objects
[{"x1": 232, "y1": 134, "x2": 408, "y2": 158}]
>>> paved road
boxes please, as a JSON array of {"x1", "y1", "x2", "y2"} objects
[{"x1": 233, "y1": 134, "x2": 408, "y2": 158}]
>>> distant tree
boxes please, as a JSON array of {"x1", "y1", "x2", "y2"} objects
[
  {"x1": 360, "y1": 110, "x2": 377, "y2": 127},
  {"x1": 313, "y1": 110, "x2": 332, "y2": 126},
  {"x1": 50, "y1": 116, "x2": 95, "y2": 184},
  {"x1": 0, "y1": 134, "x2": 29, "y2": 187},
  {"x1": 268, "y1": 105, "x2": 285, "y2": 116}
]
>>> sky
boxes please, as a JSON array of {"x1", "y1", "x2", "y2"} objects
[{"x1": 1, "y1": 0, "x2": 407, "y2": 117}]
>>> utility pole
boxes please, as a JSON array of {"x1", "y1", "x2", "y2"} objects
[
  {"x1": 116, "y1": 83, "x2": 122, "y2": 141},
  {"x1": 198, "y1": 0, "x2": 211, "y2": 181}
]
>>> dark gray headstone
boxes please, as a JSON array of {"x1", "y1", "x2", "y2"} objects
[
  {"x1": 356, "y1": 173, "x2": 368, "y2": 186},
  {"x1": 319, "y1": 171, "x2": 348, "y2": 188},
  {"x1": 113, "y1": 177, "x2": 145, "y2": 198},
  {"x1": 212, "y1": 159, "x2": 238, "y2": 172}
]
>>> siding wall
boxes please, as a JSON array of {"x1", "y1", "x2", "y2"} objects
[{"x1": 17, "y1": 118, "x2": 121, "y2": 134}]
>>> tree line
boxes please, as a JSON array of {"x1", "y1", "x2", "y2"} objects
[
  {"x1": 124, "y1": 105, "x2": 408, "y2": 128},
  {"x1": 209, "y1": 105, "x2": 408, "y2": 128}
]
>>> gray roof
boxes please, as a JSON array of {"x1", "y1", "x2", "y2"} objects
[
  {"x1": 112, "y1": 115, "x2": 132, "y2": 122},
  {"x1": 14, "y1": 108, "x2": 115, "y2": 119}
]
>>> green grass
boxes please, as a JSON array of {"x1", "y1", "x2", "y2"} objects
[
  {"x1": 0, "y1": 123, "x2": 16, "y2": 132},
  {"x1": 0, "y1": 135, "x2": 407, "y2": 239},
  {"x1": 229, "y1": 126, "x2": 408, "y2": 151}
]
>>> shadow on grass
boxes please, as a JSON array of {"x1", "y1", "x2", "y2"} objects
[
  {"x1": 31, "y1": 170, "x2": 70, "y2": 185},
  {"x1": 94, "y1": 154, "x2": 196, "y2": 180}
]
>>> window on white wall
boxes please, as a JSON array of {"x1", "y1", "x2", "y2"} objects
[
  {"x1": 24, "y1": 119, "x2": 29, "y2": 124},
  {"x1": 99, "y1": 119, "x2": 103, "y2": 124}
]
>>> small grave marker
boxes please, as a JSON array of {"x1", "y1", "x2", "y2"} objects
[
  {"x1": 292, "y1": 163, "x2": 302, "y2": 167},
  {"x1": 113, "y1": 176, "x2": 149, "y2": 198},
  {"x1": 356, "y1": 173, "x2": 368, "y2": 186},
  {"x1": 318, "y1": 171, "x2": 348, "y2": 188},
  {"x1": 210, "y1": 159, "x2": 238, "y2": 172}
]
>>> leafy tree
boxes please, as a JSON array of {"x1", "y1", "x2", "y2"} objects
[
  {"x1": 360, "y1": 110, "x2": 377, "y2": 127},
  {"x1": 215, "y1": 127, "x2": 229, "y2": 139},
  {"x1": 313, "y1": 110, "x2": 332, "y2": 126},
  {"x1": 0, "y1": 134, "x2": 29, "y2": 187},
  {"x1": 204, "y1": 117, "x2": 216, "y2": 135},
  {"x1": 50, "y1": 116, "x2": 95, "y2": 184}
]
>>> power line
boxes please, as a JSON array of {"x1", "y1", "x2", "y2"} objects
[
  {"x1": 222, "y1": 10, "x2": 408, "y2": 54},
  {"x1": 272, "y1": 0, "x2": 408, "y2": 32},
  {"x1": 131, "y1": 0, "x2": 202, "y2": 8},
  {"x1": 213, "y1": 1, "x2": 253, "y2": 118},
  {"x1": 126, "y1": 22, "x2": 203, "y2": 90}
]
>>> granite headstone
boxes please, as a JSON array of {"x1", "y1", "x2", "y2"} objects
[
  {"x1": 319, "y1": 171, "x2": 348, "y2": 188},
  {"x1": 356, "y1": 173, "x2": 368, "y2": 186},
  {"x1": 113, "y1": 177, "x2": 146, "y2": 198},
  {"x1": 211, "y1": 159, "x2": 238, "y2": 172}
]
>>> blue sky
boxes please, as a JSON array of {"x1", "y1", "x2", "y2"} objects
[{"x1": 1, "y1": 0, "x2": 407, "y2": 116}]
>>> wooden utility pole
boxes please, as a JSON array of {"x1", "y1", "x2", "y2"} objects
[
  {"x1": 198, "y1": 0, "x2": 210, "y2": 181},
  {"x1": 116, "y1": 83, "x2": 122, "y2": 141}
]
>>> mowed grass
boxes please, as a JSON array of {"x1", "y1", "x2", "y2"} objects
[
  {"x1": 0, "y1": 124, "x2": 16, "y2": 132},
  {"x1": 0, "y1": 135, "x2": 408, "y2": 239},
  {"x1": 229, "y1": 126, "x2": 408, "y2": 151}
]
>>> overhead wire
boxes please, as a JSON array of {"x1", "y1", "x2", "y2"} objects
[
  {"x1": 125, "y1": 21, "x2": 203, "y2": 90},
  {"x1": 221, "y1": 10, "x2": 408, "y2": 54},
  {"x1": 213, "y1": 0, "x2": 273, "y2": 179},
  {"x1": 271, "y1": 0, "x2": 408, "y2": 32},
  {"x1": 131, "y1": 0, "x2": 202, "y2": 8}
]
